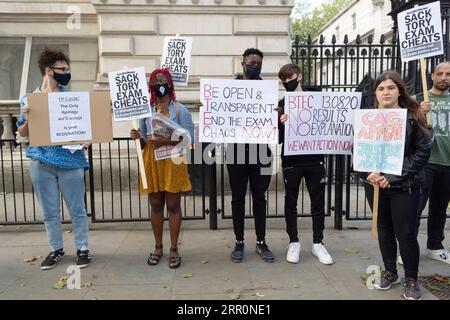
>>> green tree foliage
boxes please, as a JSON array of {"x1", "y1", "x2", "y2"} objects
[{"x1": 292, "y1": 0, "x2": 352, "y2": 43}]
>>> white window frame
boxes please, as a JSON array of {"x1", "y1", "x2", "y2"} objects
[
  {"x1": 0, "y1": 36, "x2": 32, "y2": 104},
  {"x1": 0, "y1": 37, "x2": 74, "y2": 103}
]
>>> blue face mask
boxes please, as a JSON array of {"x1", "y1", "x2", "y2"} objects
[{"x1": 245, "y1": 64, "x2": 261, "y2": 79}]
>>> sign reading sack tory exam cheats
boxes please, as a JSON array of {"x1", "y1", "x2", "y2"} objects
[
  {"x1": 284, "y1": 91, "x2": 361, "y2": 155},
  {"x1": 398, "y1": 1, "x2": 443, "y2": 62},
  {"x1": 161, "y1": 37, "x2": 192, "y2": 86},
  {"x1": 48, "y1": 92, "x2": 92, "y2": 143},
  {"x1": 108, "y1": 67, "x2": 152, "y2": 121},
  {"x1": 108, "y1": 67, "x2": 151, "y2": 190},
  {"x1": 353, "y1": 109, "x2": 407, "y2": 176},
  {"x1": 199, "y1": 79, "x2": 279, "y2": 144}
]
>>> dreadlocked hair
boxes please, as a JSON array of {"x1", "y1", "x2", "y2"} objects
[{"x1": 148, "y1": 68, "x2": 176, "y2": 106}]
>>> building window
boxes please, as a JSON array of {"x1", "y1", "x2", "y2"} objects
[
  {"x1": 0, "y1": 38, "x2": 26, "y2": 100},
  {"x1": 0, "y1": 37, "x2": 70, "y2": 102},
  {"x1": 27, "y1": 40, "x2": 69, "y2": 93},
  {"x1": 352, "y1": 13, "x2": 356, "y2": 30}
]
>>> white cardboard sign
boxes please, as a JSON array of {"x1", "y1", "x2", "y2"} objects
[
  {"x1": 353, "y1": 109, "x2": 407, "y2": 176},
  {"x1": 108, "y1": 67, "x2": 152, "y2": 121},
  {"x1": 398, "y1": 1, "x2": 443, "y2": 62},
  {"x1": 284, "y1": 91, "x2": 361, "y2": 155},
  {"x1": 48, "y1": 92, "x2": 92, "y2": 143},
  {"x1": 161, "y1": 37, "x2": 193, "y2": 87},
  {"x1": 199, "y1": 79, "x2": 279, "y2": 144}
]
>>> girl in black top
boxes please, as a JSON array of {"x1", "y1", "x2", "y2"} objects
[{"x1": 360, "y1": 71, "x2": 432, "y2": 300}]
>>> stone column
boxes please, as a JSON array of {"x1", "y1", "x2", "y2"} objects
[{"x1": 1, "y1": 115, "x2": 14, "y2": 140}]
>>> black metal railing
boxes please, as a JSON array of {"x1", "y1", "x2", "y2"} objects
[
  {"x1": 216, "y1": 143, "x2": 334, "y2": 220},
  {"x1": 291, "y1": 29, "x2": 450, "y2": 223},
  {"x1": 2, "y1": 1, "x2": 450, "y2": 226},
  {"x1": 0, "y1": 139, "x2": 82, "y2": 224},
  {"x1": 88, "y1": 139, "x2": 208, "y2": 223},
  {"x1": 0, "y1": 139, "x2": 208, "y2": 225},
  {"x1": 291, "y1": 34, "x2": 396, "y2": 224}
]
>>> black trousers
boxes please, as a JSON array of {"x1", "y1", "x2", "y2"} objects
[
  {"x1": 418, "y1": 163, "x2": 450, "y2": 250},
  {"x1": 227, "y1": 163, "x2": 272, "y2": 242},
  {"x1": 283, "y1": 165, "x2": 325, "y2": 244},
  {"x1": 366, "y1": 185, "x2": 420, "y2": 280}
]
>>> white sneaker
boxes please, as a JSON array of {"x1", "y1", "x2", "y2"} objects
[
  {"x1": 312, "y1": 243, "x2": 333, "y2": 265},
  {"x1": 286, "y1": 242, "x2": 301, "y2": 263},
  {"x1": 426, "y1": 248, "x2": 450, "y2": 265},
  {"x1": 397, "y1": 255, "x2": 403, "y2": 266}
]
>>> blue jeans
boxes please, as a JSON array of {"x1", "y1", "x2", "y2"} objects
[{"x1": 30, "y1": 159, "x2": 89, "y2": 251}]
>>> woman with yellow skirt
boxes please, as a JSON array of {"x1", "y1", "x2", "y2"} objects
[{"x1": 130, "y1": 68, "x2": 194, "y2": 269}]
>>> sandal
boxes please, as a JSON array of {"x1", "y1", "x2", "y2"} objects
[
  {"x1": 147, "y1": 244, "x2": 163, "y2": 266},
  {"x1": 169, "y1": 246, "x2": 182, "y2": 269}
]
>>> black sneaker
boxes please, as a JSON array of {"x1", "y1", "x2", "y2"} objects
[
  {"x1": 403, "y1": 277, "x2": 422, "y2": 300},
  {"x1": 40, "y1": 249, "x2": 65, "y2": 270},
  {"x1": 256, "y1": 241, "x2": 274, "y2": 262},
  {"x1": 373, "y1": 270, "x2": 400, "y2": 290},
  {"x1": 231, "y1": 241, "x2": 244, "y2": 262},
  {"x1": 76, "y1": 249, "x2": 91, "y2": 268}
]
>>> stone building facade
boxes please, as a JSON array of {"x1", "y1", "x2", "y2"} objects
[{"x1": 0, "y1": 0, "x2": 294, "y2": 138}]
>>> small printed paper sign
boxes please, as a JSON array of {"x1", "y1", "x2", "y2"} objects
[
  {"x1": 48, "y1": 92, "x2": 92, "y2": 143},
  {"x1": 161, "y1": 37, "x2": 193, "y2": 86},
  {"x1": 398, "y1": 1, "x2": 444, "y2": 62},
  {"x1": 150, "y1": 113, "x2": 191, "y2": 161},
  {"x1": 108, "y1": 67, "x2": 152, "y2": 121}
]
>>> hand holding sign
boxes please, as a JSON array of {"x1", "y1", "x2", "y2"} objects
[
  {"x1": 161, "y1": 37, "x2": 193, "y2": 87},
  {"x1": 284, "y1": 91, "x2": 361, "y2": 155},
  {"x1": 108, "y1": 67, "x2": 152, "y2": 190},
  {"x1": 354, "y1": 108, "x2": 407, "y2": 239},
  {"x1": 398, "y1": 1, "x2": 443, "y2": 125},
  {"x1": 199, "y1": 79, "x2": 279, "y2": 144},
  {"x1": 150, "y1": 113, "x2": 191, "y2": 161}
]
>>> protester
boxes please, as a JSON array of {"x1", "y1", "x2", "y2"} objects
[
  {"x1": 415, "y1": 61, "x2": 450, "y2": 265},
  {"x1": 277, "y1": 63, "x2": 333, "y2": 265},
  {"x1": 16, "y1": 48, "x2": 91, "y2": 270},
  {"x1": 224, "y1": 48, "x2": 274, "y2": 263},
  {"x1": 359, "y1": 71, "x2": 432, "y2": 300},
  {"x1": 130, "y1": 68, "x2": 194, "y2": 269}
]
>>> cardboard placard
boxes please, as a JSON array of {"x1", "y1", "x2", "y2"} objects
[
  {"x1": 283, "y1": 91, "x2": 361, "y2": 155},
  {"x1": 353, "y1": 109, "x2": 407, "y2": 176},
  {"x1": 199, "y1": 79, "x2": 279, "y2": 144},
  {"x1": 108, "y1": 67, "x2": 152, "y2": 121},
  {"x1": 398, "y1": 1, "x2": 443, "y2": 62},
  {"x1": 161, "y1": 37, "x2": 193, "y2": 87},
  {"x1": 28, "y1": 91, "x2": 113, "y2": 146}
]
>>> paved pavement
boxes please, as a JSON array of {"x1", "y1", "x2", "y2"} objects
[{"x1": 0, "y1": 217, "x2": 448, "y2": 300}]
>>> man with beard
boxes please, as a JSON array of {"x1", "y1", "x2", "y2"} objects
[{"x1": 415, "y1": 61, "x2": 450, "y2": 265}]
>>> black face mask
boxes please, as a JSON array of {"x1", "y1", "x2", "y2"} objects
[
  {"x1": 283, "y1": 77, "x2": 299, "y2": 92},
  {"x1": 53, "y1": 72, "x2": 71, "y2": 86},
  {"x1": 245, "y1": 64, "x2": 261, "y2": 80},
  {"x1": 153, "y1": 83, "x2": 170, "y2": 98}
]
